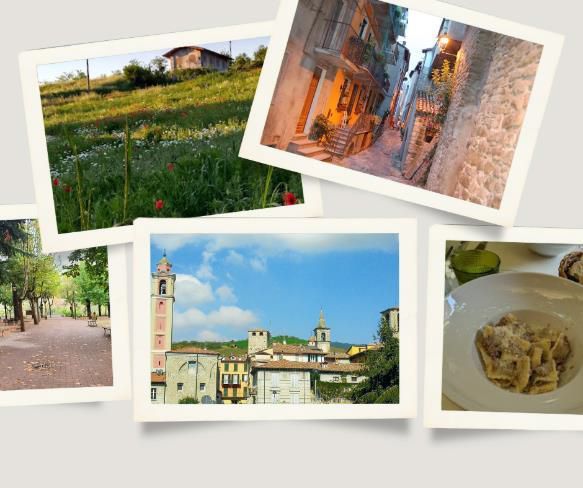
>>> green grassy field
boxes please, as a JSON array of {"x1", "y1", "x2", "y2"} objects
[{"x1": 40, "y1": 68, "x2": 303, "y2": 233}]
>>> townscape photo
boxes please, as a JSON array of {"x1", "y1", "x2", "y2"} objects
[
  {"x1": 33, "y1": 34, "x2": 305, "y2": 237},
  {"x1": 0, "y1": 219, "x2": 114, "y2": 394},
  {"x1": 256, "y1": 0, "x2": 547, "y2": 211},
  {"x1": 147, "y1": 232, "x2": 400, "y2": 406}
]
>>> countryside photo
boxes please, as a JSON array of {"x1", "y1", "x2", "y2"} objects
[
  {"x1": 37, "y1": 37, "x2": 303, "y2": 234},
  {"x1": 261, "y1": 0, "x2": 542, "y2": 209},
  {"x1": 0, "y1": 219, "x2": 113, "y2": 391},
  {"x1": 149, "y1": 233, "x2": 400, "y2": 405}
]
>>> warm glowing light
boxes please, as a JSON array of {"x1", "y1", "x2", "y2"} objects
[{"x1": 438, "y1": 35, "x2": 449, "y2": 50}]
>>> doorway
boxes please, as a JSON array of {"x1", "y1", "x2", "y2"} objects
[{"x1": 296, "y1": 66, "x2": 325, "y2": 134}]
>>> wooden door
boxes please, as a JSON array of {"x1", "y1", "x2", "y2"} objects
[{"x1": 296, "y1": 67, "x2": 323, "y2": 134}]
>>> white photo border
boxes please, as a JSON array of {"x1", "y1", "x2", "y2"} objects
[
  {"x1": 19, "y1": 21, "x2": 324, "y2": 254},
  {"x1": 133, "y1": 217, "x2": 417, "y2": 422},
  {"x1": 0, "y1": 205, "x2": 131, "y2": 407},
  {"x1": 240, "y1": 0, "x2": 564, "y2": 227},
  {"x1": 425, "y1": 225, "x2": 583, "y2": 431}
]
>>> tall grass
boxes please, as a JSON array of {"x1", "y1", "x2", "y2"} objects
[{"x1": 43, "y1": 69, "x2": 303, "y2": 233}]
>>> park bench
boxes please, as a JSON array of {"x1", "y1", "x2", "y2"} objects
[{"x1": 88, "y1": 318, "x2": 98, "y2": 327}]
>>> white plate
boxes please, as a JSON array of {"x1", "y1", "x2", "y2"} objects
[{"x1": 443, "y1": 272, "x2": 583, "y2": 414}]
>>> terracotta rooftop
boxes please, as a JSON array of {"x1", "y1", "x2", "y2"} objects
[
  {"x1": 325, "y1": 351, "x2": 350, "y2": 359},
  {"x1": 415, "y1": 90, "x2": 440, "y2": 116},
  {"x1": 169, "y1": 347, "x2": 220, "y2": 355},
  {"x1": 252, "y1": 360, "x2": 320, "y2": 371},
  {"x1": 151, "y1": 372, "x2": 166, "y2": 383},
  {"x1": 319, "y1": 363, "x2": 363, "y2": 373},
  {"x1": 162, "y1": 46, "x2": 232, "y2": 60},
  {"x1": 272, "y1": 343, "x2": 325, "y2": 355}
]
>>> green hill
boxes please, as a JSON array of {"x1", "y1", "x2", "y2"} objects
[
  {"x1": 172, "y1": 335, "x2": 351, "y2": 357},
  {"x1": 40, "y1": 67, "x2": 303, "y2": 233}
]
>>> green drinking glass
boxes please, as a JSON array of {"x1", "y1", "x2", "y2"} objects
[{"x1": 450, "y1": 249, "x2": 501, "y2": 284}]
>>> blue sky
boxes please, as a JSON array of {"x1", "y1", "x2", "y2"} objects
[
  {"x1": 37, "y1": 36, "x2": 269, "y2": 83},
  {"x1": 150, "y1": 234, "x2": 399, "y2": 344}
]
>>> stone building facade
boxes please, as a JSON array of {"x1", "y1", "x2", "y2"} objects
[
  {"x1": 425, "y1": 26, "x2": 542, "y2": 208},
  {"x1": 251, "y1": 360, "x2": 315, "y2": 404},
  {"x1": 164, "y1": 349, "x2": 219, "y2": 404}
]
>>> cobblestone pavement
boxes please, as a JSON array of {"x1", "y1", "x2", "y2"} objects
[
  {"x1": 333, "y1": 128, "x2": 414, "y2": 185},
  {"x1": 0, "y1": 316, "x2": 112, "y2": 391}
]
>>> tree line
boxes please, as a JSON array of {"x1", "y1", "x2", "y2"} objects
[{"x1": 0, "y1": 220, "x2": 110, "y2": 331}]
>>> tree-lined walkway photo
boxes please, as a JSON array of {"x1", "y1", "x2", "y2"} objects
[{"x1": 0, "y1": 219, "x2": 113, "y2": 391}]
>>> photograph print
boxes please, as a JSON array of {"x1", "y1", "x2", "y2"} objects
[
  {"x1": 133, "y1": 218, "x2": 416, "y2": 421},
  {"x1": 0, "y1": 215, "x2": 130, "y2": 406},
  {"x1": 20, "y1": 24, "x2": 321, "y2": 251},
  {"x1": 242, "y1": 0, "x2": 562, "y2": 225},
  {"x1": 425, "y1": 226, "x2": 583, "y2": 431}
]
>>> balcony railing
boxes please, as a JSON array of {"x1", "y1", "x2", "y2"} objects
[{"x1": 318, "y1": 19, "x2": 387, "y2": 89}]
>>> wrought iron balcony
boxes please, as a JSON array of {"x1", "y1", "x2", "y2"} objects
[{"x1": 315, "y1": 19, "x2": 388, "y2": 90}]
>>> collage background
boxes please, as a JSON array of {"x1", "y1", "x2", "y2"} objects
[{"x1": 1, "y1": 0, "x2": 582, "y2": 486}]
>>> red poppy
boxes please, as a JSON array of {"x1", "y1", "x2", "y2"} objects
[
  {"x1": 3, "y1": 230, "x2": 12, "y2": 242},
  {"x1": 155, "y1": 199, "x2": 164, "y2": 210},
  {"x1": 63, "y1": 184, "x2": 72, "y2": 193},
  {"x1": 180, "y1": 111, "x2": 188, "y2": 118},
  {"x1": 167, "y1": 163, "x2": 175, "y2": 172},
  {"x1": 282, "y1": 192, "x2": 297, "y2": 206},
  {"x1": 52, "y1": 177, "x2": 59, "y2": 186}
]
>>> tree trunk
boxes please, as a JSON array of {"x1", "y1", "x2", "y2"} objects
[
  {"x1": 3, "y1": 303, "x2": 7, "y2": 322},
  {"x1": 107, "y1": 301, "x2": 111, "y2": 318},
  {"x1": 17, "y1": 299, "x2": 25, "y2": 332},
  {"x1": 30, "y1": 299, "x2": 39, "y2": 325},
  {"x1": 98, "y1": 304, "x2": 102, "y2": 317},
  {"x1": 85, "y1": 299, "x2": 91, "y2": 318}
]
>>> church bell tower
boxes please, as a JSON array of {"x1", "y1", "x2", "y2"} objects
[
  {"x1": 313, "y1": 309, "x2": 331, "y2": 353},
  {"x1": 151, "y1": 251, "x2": 176, "y2": 372}
]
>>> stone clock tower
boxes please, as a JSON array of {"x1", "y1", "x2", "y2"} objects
[
  {"x1": 314, "y1": 309, "x2": 331, "y2": 353},
  {"x1": 151, "y1": 251, "x2": 176, "y2": 372}
]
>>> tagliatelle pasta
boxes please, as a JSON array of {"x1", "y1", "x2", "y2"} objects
[{"x1": 476, "y1": 313, "x2": 571, "y2": 394}]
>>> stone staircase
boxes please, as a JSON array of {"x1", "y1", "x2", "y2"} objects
[
  {"x1": 326, "y1": 127, "x2": 352, "y2": 157},
  {"x1": 287, "y1": 134, "x2": 333, "y2": 162}
]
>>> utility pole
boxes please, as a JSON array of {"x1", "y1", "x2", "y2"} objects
[{"x1": 86, "y1": 59, "x2": 91, "y2": 93}]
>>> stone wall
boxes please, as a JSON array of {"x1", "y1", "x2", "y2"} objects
[
  {"x1": 425, "y1": 27, "x2": 542, "y2": 208},
  {"x1": 164, "y1": 353, "x2": 218, "y2": 404}
]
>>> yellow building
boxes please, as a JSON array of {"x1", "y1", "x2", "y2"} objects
[
  {"x1": 262, "y1": 0, "x2": 408, "y2": 160},
  {"x1": 346, "y1": 343, "x2": 381, "y2": 363},
  {"x1": 219, "y1": 356, "x2": 250, "y2": 404}
]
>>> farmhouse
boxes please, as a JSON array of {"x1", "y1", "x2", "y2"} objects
[{"x1": 162, "y1": 46, "x2": 231, "y2": 72}]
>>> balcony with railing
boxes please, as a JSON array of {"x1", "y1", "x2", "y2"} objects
[{"x1": 314, "y1": 19, "x2": 389, "y2": 90}]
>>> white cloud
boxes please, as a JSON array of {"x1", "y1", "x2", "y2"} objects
[
  {"x1": 174, "y1": 307, "x2": 207, "y2": 328},
  {"x1": 153, "y1": 233, "x2": 398, "y2": 255},
  {"x1": 196, "y1": 330, "x2": 226, "y2": 342},
  {"x1": 173, "y1": 305, "x2": 258, "y2": 329},
  {"x1": 174, "y1": 274, "x2": 214, "y2": 306},
  {"x1": 151, "y1": 235, "x2": 198, "y2": 253},
  {"x1": 206, "y1": 306, "x2": 258, "y2": 327},
  {"x1": 249, "y1": 255, "x2": 267, "y2": 272},
  {"x1": 225, "y1": 250, "x2": 245, "y2": 266},
  {"x1": 196, "y1": 250, "x2": 216, "y2": 280},
  {"x1": 216, "y1": 285, "x2": 237, "y2": 303}
]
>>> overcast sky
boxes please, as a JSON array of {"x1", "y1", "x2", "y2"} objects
[{"x1": 399, "y1": 8, "x2": 444, "y2": 73}]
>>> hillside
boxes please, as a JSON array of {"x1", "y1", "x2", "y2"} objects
[
  {"x1": 40, "y1": 67, "x2": 303, "y2": 233},
  {"x1": 172, "y1": 335, "x2": 352, "y2": 357}
]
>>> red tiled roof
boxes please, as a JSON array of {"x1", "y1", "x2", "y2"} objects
[
  {"x1": 319, "y1": 363, "x2": 363, "y2": 373},
  {"x1": 325, "y1": 351, "x2": 350, "y2": 359},
  {"x1": 251, "y1": 360, "x2": 320, "y2": 371},
  {"x1": 162, "y1": 46, "x2": 232, "y2": 60},
  {"x1": 151, "y1": 373, "x2": 166, "y2": 383},
  {"x1": 169, "y1": 347, "x2": 220, "y2": 355},
  {"x1": 272, "y1": 343, "x2": 325, "y2": 355}
]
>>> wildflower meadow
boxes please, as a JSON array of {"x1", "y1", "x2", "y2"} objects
[{"x1": 40, "y1": 63, "x2": 303, "y2": 234}]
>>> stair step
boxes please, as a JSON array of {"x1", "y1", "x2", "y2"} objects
[{"x1": 297, "y1": 145, "x2": 329, "y2": 156}]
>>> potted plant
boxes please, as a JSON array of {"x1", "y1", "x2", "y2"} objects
[{"x1": 309, "y1": 114, "x2": 332, "y2": 142}]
